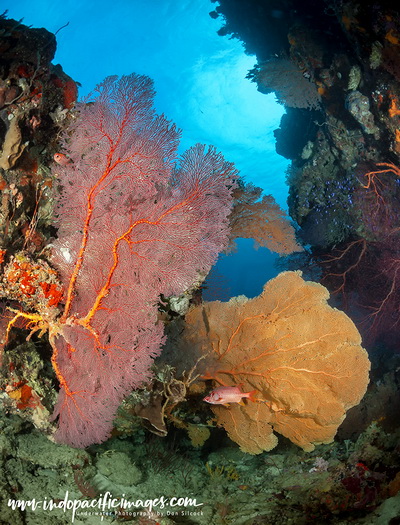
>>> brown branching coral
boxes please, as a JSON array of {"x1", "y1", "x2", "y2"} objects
[
  {"x1": 185, "y1": 271, "x2": 370, "y2": 453},
  {"x1": 229, "y1": 184, "x2": 303, "y2": 255}
]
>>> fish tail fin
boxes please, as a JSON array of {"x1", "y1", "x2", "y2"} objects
[{"x1": 247, "y1": 390, "x2": 258, "y2": 403}]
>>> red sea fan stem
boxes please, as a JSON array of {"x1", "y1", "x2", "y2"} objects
[
  {"x1": 61, "y1": 151, "x2": 122, "y2": 322},
  {"x1": 49, "y1": 339, "x2": 93, "y2": 422},
  {"x1": 79, "y1": 206, "x2": 196, "y2": 327}
]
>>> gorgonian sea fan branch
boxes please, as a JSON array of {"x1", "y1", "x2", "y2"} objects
[
  {"x1": 60, "y1": 102, "x2": 164, "y2": 320},
  {"x1": 190, "y1": 272, "x2": 370, "y2": 453},
  {"x1": 45, "y1": 73, "x2": 238, "y2": 447}
]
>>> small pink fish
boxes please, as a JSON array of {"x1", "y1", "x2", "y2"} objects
[
  {"x1": 53, "y1": 153, "x2": 71, "y2": 166},
  {"x1": 203, "y1": 386, "x2": 257, "y2": 407}
]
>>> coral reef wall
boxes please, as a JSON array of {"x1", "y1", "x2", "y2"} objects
[
  {"x1": 212, "y1": 0, "x2": 400, "y2": 352},
  {"x1": 0, "y1": 15, "x2": 76, "y2": 250}
]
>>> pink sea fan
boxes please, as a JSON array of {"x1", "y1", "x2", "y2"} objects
[{"x1": 50, "y1": 74, "x2": 238, "y2": 447}]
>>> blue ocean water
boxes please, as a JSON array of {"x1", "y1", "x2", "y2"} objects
[{"x1": 6, "y1": 0, "x2": 288, "y2": 299}]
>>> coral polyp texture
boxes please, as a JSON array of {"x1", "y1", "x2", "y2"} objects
[
  {"x1": 1, "y1": 253, "x2": 63, "y2": 313},
  {"x1": 4, "y1": 73, "x2": 238, "y2": 448},
  {"x1": 187, "y1": 271, "x2": 370, "y2": 453}
]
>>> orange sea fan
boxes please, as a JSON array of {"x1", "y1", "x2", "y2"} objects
[
  {"x1": 187, "y1": 271, "x2": 370, "y2": 453},
  {"x1": 228, "y1": 184, "x2": 303, "y2": 255}
]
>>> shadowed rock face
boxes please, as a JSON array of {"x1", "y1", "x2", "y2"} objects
[
  {"x1": 213, "y1": 0, "x2": 400, "y2": 355},
  {"x1": 0, "y1": 15, "x2": 77, "y2": 250}
]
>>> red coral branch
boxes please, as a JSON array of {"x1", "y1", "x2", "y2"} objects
[{"x1": 360, "y1": 162, "x2": 400, "y2": 223}]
